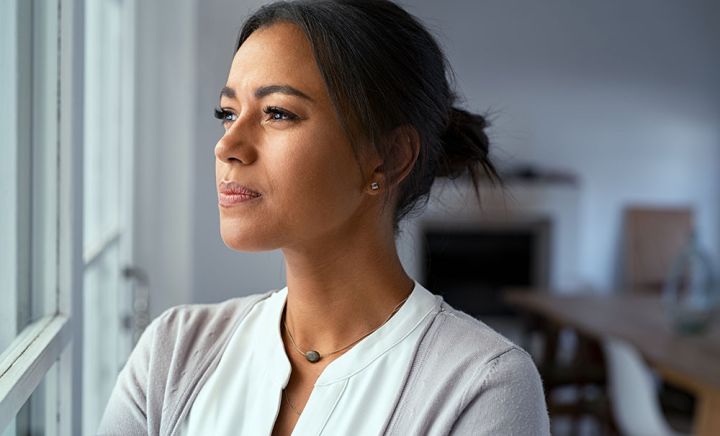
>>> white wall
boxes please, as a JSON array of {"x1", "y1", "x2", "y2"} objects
[
  {"x1": 403, "y1": 0, "x2": 720, "y2": 291},
  {"x1": 180, "y1": 0, "x2": 720, "y2": 306},
  {"x1": 191, "y1": 0, "x2": 287, "y2": 304},
  {"x1": 133, "y1": 0, "x2": 196, "y2": 317}
]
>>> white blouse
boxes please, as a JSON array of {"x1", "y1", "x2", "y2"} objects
[{"x1": 181, "y1": 279, "x2": 440, "y2": 436}]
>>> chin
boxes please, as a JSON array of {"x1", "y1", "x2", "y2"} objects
[{"x1": 219, "y1": 223, "x2": 275, "y2": 252}]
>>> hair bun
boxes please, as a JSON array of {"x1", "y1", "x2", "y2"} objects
[{"x1": 436, "y1": 107, "x2": 493, "y2": 180}]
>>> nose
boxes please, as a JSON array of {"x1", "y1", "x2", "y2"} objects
[{"x1": 214, "y1": 116, "x2": 258, "y2": 165}]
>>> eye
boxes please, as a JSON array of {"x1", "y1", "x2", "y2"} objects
[
  {"x1": 213, "y1": 107, "x2": 237, "y2": 125},
  {"x1": 263, "y1": 106, "x2": 299, "y2": 122}
]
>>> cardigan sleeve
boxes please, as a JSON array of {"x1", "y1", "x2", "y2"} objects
[
  {"x1": 96, "y1": 310, "x2": 166, "y2": 436},
  {"x1": 449, "y1": 347, "x2": 551, "y2": 435}
]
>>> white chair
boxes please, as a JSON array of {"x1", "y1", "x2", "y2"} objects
[{"x1": 601, "y1": 338, "x2": 690, "y2": 436}]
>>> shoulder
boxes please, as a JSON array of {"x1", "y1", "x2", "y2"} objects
[
  {"x1": 97, "y1": 290, "x2": 277, "y2": 435},
  {"x1": 151, "y1": 290, "x2": 275, "y2": 340},
  {"x1": 428, "y1": 301, "x2": 546, "y2": 397},
  {"x1": 390, "y1": 299, "x2": 550, "y2": 434},
  {"x1": 143, "y1": 289, "x2": 277, "y2": 377},
  {"x1": 429, "y1": 301, "x2": 529, "y2": 365},
  {"x1": 430, "y1": 301, "x2": 546, "y2": 401},
  {"x1": 437, "y1": 304, "x2": 550, "y2": 435},
  {"x1": 142, "y1": 290, "x2": 275, "y2": 378}
]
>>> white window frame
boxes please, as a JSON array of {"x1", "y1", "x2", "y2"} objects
[
  {"x1": 0, "y1": 0, "x2": 85, "y2": 433},
  {"x1": 81, "y1": 0, "x2": 138, "y2": 432}
]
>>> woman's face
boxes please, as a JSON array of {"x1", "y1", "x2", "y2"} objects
[{"x1": 215, "y1": 22, "x2": 379, "y2": 251}]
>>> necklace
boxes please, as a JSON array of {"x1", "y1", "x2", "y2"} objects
[
  {"x1": 282, "y1": 292, "x2": 411, "y2": 364},
  {"x1": 283, "y1": 389, "x2": 303, "y2": 416}
]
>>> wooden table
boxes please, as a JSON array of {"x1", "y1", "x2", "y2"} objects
[{"x1": 505, "y1": 290, "x2": 720, "y2": 436}]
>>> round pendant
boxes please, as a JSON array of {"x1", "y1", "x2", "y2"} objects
[{"x1": 305, "y1": 350, "x2": 321, "y2": 363}]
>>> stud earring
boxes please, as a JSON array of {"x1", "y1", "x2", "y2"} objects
[{"x1": 370, "y1": 182, "x2": 380, "y2": 190}]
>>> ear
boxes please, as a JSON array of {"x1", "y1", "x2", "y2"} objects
[
  {"x1": 383, "y1": 124, "x2": 420, "y2": 188},
  {"x1": 363, "y1": 124, "x2": 420, "y2": 195}
]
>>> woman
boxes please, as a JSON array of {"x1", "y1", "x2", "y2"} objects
[{"x1": 98, "y1": 1, "x2": 550, "y2": 435}]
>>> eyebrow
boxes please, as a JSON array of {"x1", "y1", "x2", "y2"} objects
[{"x1": 219, "y1": 85, "x2": 314, "y2": 102}]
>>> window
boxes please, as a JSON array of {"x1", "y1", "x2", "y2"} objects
[
  {"x1": 82, "y1": 0, "x2": 137, "y2": 432},
  {"x1": 0, "y1": 0, "x2": 136, "y2": 433},
  {"x1": 0, "y1": 0, "x2": 77, "y2": 433}
]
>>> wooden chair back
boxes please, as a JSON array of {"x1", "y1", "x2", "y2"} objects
[{"x1": 622, "y1": 207, "x2": 694, "y2": 293}]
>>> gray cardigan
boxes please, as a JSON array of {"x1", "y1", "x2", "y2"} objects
[{"x1": 97, "y1": 290, "x2": 550, "y2": 435}]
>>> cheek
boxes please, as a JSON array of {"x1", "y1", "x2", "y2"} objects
[
  {"x1": 272, "y1": 129, "x2": 361, "y2": 216},
  {"x1": 283, "y1": 132, "x2": 358, "y2": 187}
]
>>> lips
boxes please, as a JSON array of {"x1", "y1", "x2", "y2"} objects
[
  {"x1": 218, "y1": 181, "x2": 262, "y2": 207},
  {"x1": 218, "y1": 180, "x2": 261, "y2": 197}
]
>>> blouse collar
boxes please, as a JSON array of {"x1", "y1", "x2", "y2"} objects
[{"x1": 265, "y1": 279, "x2": 442, "y2": 386}]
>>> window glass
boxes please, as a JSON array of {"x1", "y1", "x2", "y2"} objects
[
  {"x1": 0, "y1": 0, "x2": 70, "y2": 432},
  {"x1": 0, "y1": 360, "x2": 59, "y2": 436},
  {"x1": 30, "y1": 0, "x2": 61, "y2": 322},
  {"x1": 0, "y1": 0, "x2": 33, "y2": 353},
  {"x1": 1, "y1": 0, "x2": 60, "y2": 350}
]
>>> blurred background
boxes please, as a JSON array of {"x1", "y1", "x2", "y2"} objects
[{"x1": 2, "y1": 0, "x2": 719, "y2": 435}]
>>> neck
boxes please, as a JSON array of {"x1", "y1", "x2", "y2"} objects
[{"x1": 280, "y1": 224, "x2": 414, "y2": 357}]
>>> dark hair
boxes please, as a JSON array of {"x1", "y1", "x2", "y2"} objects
[{"x1": 236, "y1": 0, "x2": 501, "y2": 235}]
